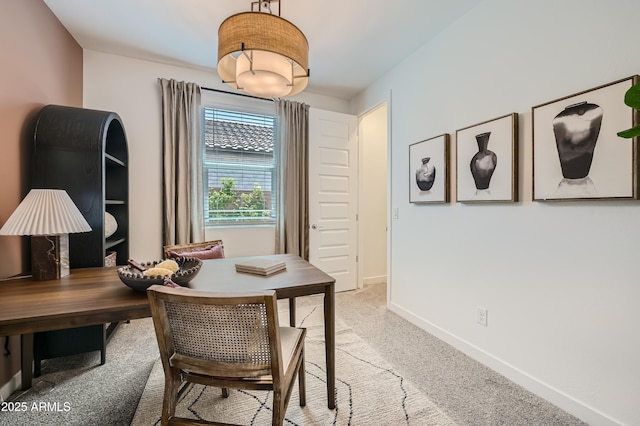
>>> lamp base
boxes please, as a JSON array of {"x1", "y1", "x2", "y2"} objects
[{"x1": 31, "y1": 235, "x2": 69, "y2": 280}]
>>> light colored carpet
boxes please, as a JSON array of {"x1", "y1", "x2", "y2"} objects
[
  {"x1": 3, "y1": 283, "x2": 586, "y2": 426},
  {"x1": 131, "y1": 304, "x2": 456, "y2": 425},
  {"x1": 1, "y1": 319, "x2": 159, "y2": 426}
]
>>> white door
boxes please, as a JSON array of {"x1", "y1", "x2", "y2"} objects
[{"x1": 308, "y1": 108, "x2": 358, "y2": 292}]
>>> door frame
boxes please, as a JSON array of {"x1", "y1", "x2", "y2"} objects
[{"x1": 357, "y1": 98, "x2": 391, "y2": 293}]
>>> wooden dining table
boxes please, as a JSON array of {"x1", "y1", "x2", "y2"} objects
[{"x1": 0, "y1": 253, "x2": 337, "y2": 409}]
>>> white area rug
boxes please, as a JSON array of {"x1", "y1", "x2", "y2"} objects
[{"x1": 131, "y1": 305, "x2": 456, "y2": 425}]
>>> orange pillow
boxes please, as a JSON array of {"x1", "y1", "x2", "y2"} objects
[{"x1": 167, "y1": 242, "x2": 225, "y2": 260}]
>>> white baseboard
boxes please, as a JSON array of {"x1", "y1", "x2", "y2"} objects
[
  {"x1": 387, "y1": 301, "x2": 623, "y2": 426},
  {"x1": 362, "y1": 275, "x2": 386, "y2": 285},
  {"x1": 0, "y1": 370, "x2": 21, "y2": 402}
]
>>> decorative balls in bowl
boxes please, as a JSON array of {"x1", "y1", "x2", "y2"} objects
[{"x1": 117, "y1": 257, "x2": 202, "y2": 291}]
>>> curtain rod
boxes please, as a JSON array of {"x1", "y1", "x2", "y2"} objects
[{"x1": 201, "y1": 86, "x2": 274, "y2": 102}]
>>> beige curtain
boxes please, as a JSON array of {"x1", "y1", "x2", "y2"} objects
[
  {"x1": 275, "y1": 99, "x2": 310, "y2": 259},
  {"x1": 159, "y1": 78, "x2": 204, "y2": 246}
]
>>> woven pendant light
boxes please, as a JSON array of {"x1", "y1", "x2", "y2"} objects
[{"x1": 217, "y1": 0, "x2": 309, "y2": 98}]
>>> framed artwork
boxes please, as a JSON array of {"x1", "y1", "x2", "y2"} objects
[
  {"x1": 456, "y1": 113, "x2": 519, "y2": 202},
  {"x1": 532, "y1": 76, "x2": 639, "y2": 201},
  {"x1": 409, "y1": 134, "x2": 450, "y2": 203}
]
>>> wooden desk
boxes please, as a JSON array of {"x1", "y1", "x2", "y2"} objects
[
  {"x1": 0, "y1": 267, "x2": 150, "y2": 390},
  {"x1": 0, "y1": 254, "x2": 337, "y2": 409}
]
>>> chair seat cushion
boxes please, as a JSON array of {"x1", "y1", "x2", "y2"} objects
[{"x1": 279, "y1": 326, "x2": 304, "y2": 370}]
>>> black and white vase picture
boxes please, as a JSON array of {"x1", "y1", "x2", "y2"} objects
[
  {"x1": 552, "y1": 101, "x2": 603, "y2": 197},
  {"x1": 532, "y1": 77, "x2": 636, "y2": 201},
  {"x1": 469, "y1": 132, "x2": 497, "y2": 199},
  {"x1": 456, "y1": 113, "x2": 517, "y2": 203},
  {"x1": 409, "y1": 134, "x2": 449, "y2": 203},
  {"x1": 415, "y1": 157, "x2": 436, "y2": 191}
]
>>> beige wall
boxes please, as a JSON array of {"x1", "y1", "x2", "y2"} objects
[
  {"x1": 82, "y1": 50, "x2": 351, "y2": 261},
  {"x1": 0, "y1": 0, "x2": 82, "y2": 395},
  {"x1": 359, "y1": 103, "x2": 388, "y2": 286}
]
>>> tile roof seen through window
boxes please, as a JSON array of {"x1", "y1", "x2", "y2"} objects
[{"x1": 204, "y1": 119, "x2": 275, "y2": 153}]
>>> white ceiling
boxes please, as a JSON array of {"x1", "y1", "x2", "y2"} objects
[{"x1": 43, "y1": 0, "x2": 480, "y2": 100}]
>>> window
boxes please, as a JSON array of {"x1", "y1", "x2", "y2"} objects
[{"x1": 202, "y1": 105, "x2": 277, "y2": 226}]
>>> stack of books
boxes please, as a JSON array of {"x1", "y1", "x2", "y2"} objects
[{"x1": 234, "y1": 258, "x2": 287, "y2": 276}]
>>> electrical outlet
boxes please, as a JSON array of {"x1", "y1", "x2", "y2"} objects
[
  {"x1": 393, "y1": 207, "x2": 399, "y2": 220},
  {"x1": 477, "y1": 307, "x2": 488, "y2": 326}
]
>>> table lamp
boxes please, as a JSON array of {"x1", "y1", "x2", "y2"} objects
[{"x1": 0, "y1": 189, "x2": 92, "y2": 280}]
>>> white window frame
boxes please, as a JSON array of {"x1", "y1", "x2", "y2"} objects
[{"x1": 201, "y1": 90, "x2": 277, "y2": 227}]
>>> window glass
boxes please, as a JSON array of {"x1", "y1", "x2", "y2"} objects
[{"x1": 202, "y1": 105, "x2": 277, "y2": 226}]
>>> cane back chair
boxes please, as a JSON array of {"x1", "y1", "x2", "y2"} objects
[{"x1": 146, "y1": 285, "x2": 306, "y2": 425}]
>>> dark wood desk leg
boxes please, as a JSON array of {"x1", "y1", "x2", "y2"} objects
[
  {"x1": 289, "y1": 297, "x2": 296, "y2": 327},
  {"x1": 20, "y1": 333, "x2": 34, "y2": 390},
  {"x1": 324, "y1": 283, "x2": 336, "y2": 409}
]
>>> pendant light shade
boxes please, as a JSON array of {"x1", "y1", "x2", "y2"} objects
[
  {"x1": 236, "y1": 50, "x2": 293, "y2": 98},
  {"x1": 217, "y1": 2, "x2": 309, "y2": 98}
]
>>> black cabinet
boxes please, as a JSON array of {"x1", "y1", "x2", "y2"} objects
[{"x1": 31, "y1": 105, "x2": 129, "y2": 373}]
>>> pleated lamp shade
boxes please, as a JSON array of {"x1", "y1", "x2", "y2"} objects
[{"x1": 0, "y1": 189, "x2": 91, "y2": 236}]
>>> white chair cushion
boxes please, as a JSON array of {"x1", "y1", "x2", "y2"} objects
[{"x1": 279, "y1": 326, "x2": 304, "y2": 370}]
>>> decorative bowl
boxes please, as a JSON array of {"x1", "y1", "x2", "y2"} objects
[{"x1": 117, "y1": 257, "x2": 202, "y2": 291}]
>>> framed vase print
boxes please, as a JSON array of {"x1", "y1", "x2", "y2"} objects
[
  {"x1": 409, "y1": 134, "x2": 450, "y2": 203},
  {"x1": 456, "y1": 113, "x2": 519, "y2": 202},
  {"x1": 532, "y1": 76, "x2": 640, "y2": 201}
]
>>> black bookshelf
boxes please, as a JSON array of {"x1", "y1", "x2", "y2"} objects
[{"x1": 31, "y1": 105, "x2": 129, "y2": 373}]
